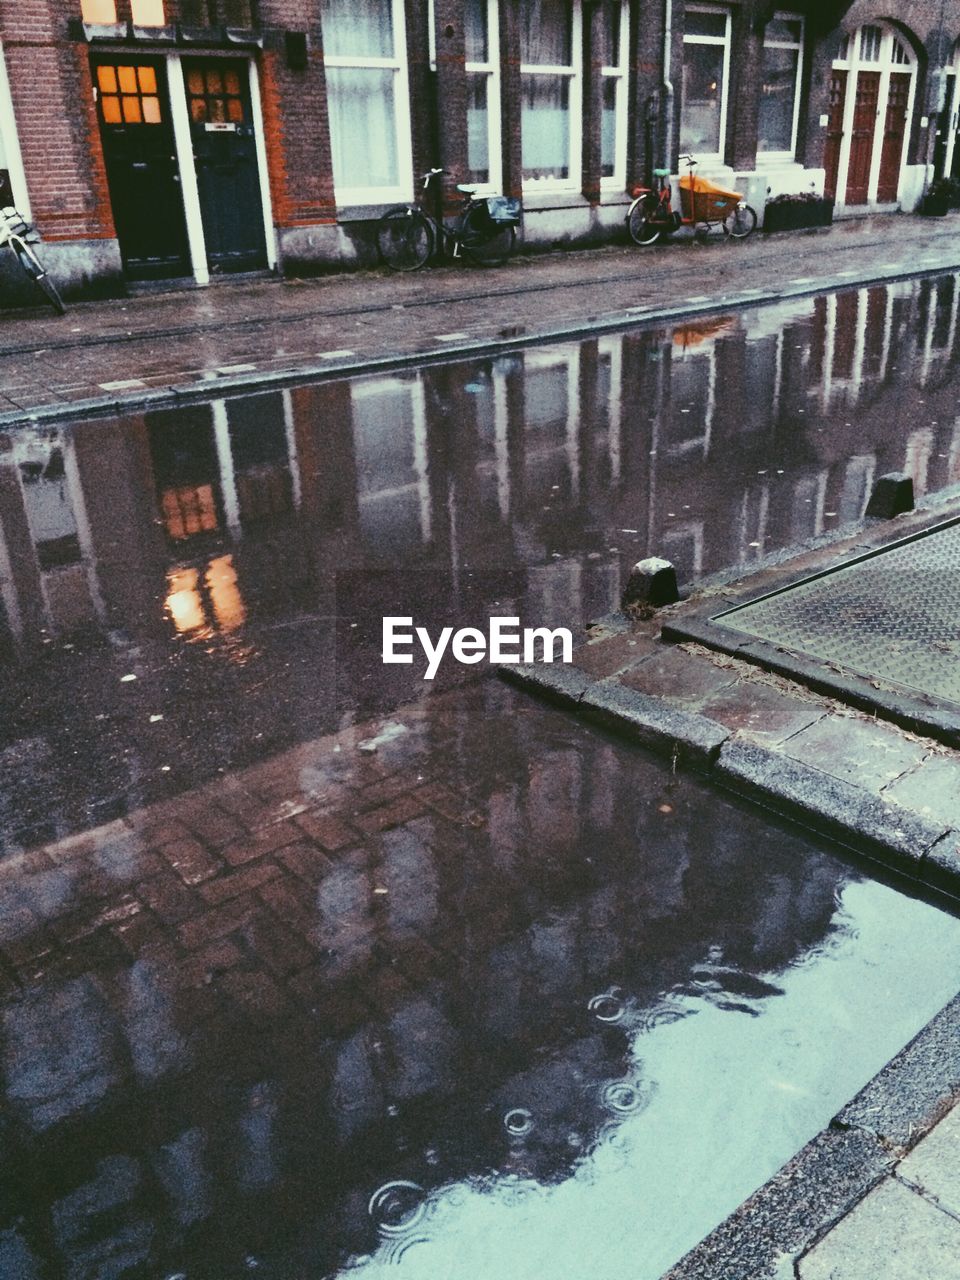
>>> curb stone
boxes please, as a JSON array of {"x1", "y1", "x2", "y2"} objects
[
  {"x1": 715, "y1": 740, "x2": 949, "y2": 872},
  {"x1": 499, "y1": 667, "x2": 960, "y2": 895}
]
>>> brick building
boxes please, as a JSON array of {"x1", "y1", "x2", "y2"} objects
[{"x1": 0, "y1": 0, "x2": 959, "y2": 299}]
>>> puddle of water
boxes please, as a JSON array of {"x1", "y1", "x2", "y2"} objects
[
  {"x1": 344, "y1": 875, "x2": 960, "y2": 1280},
  {"x1": 2, "y1": 273, "x2": 960, "y2": 843},
  {"x1": 1, "y1": 697, "x2": 959, "y2": 1280}
]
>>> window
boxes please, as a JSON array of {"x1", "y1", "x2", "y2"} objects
[
  {"x1": 321, "y1": 0, "x2": 413, "y2": 204},
  {"x1": 859, "y1": 25, "x2": 882, "y2": 62},
  {"x1": 186, "y1": 63, "x2": 245, "y2": 123},
  {"x1": 600, "y1": 0, "x2": 628, "y2": 188},
  {"x1": 521, "y1": 0, "x2": 582, "y2": 189},
  {"x1": 131, "y1": 0, "x2": 165, "y2": 24},
  {"x1": 81, "y1": 0, "x2": 118, "y2": 20},
  {"x1": 758, "y1": 13, "x2": 803, "y2": 158},
  {"x1": 83, "y1": 0, "x2": 166, "y2": 23},
  {"x1": 180, "y1": 0, "x2": 256, "y2": 23},
  {"x1": 96, "y1": 64, "x2": 162, "y2": 125},
  {"x1": 465, "y1": 0, "x2": 502, "y2": 189},
  {"x1": 681, "y1": 5, "x2": 730, "y2": 161}
]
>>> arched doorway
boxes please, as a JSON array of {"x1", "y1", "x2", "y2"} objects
[{"x1": 825, "y1": 23, "x2": 917, "y2": 209}]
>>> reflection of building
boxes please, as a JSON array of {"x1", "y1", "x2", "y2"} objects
[
  {"x1": 1, "y1": 1, "x2": 958, "y2": 298},
  {"x1": 4, "y1": 273, "x2": 960, "y2": 842},
  {"x1": 0, "y1": 691, "x2": 845, "y2": 1279},
  {"x1": 4, "y1": 270, "x2": 960, "y2": 663}
]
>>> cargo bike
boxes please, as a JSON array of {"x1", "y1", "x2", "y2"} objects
[{"x1": 626, "y1": 154, "x2": 757, "y2": 247}]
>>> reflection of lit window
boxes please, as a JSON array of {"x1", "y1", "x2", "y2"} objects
[
  {"x1": 207, "y1": 555, "x2": 245, "y2": 631},
  {"x1": 161, "y1": 484, "x2": 218, "y2": 539},
  {"x1": 681, "y1": 6, "x2": 731, "y2": 161},
  {"x1": 165, "y1": 555, "x2": 245, "y2": 636},
  {"x1": 166, "y1": 566, "x2": 204, "y2": 634}
]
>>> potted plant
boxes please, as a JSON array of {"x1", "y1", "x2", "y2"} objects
[
  {"x1": 918, "y1": 179, "x2": 953, "y2": 216},
  {"x1": 762, "y1": 191, "x2": 835, "y2": 233}
]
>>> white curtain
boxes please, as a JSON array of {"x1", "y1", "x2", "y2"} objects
[
  {"x1": 326, "y1": 67, "x2": 399, "y2": 190},
  {"x1": 321, "y1": 0, "x2": 394, "y2": 59}
]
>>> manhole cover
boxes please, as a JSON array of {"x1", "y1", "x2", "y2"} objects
[{"x1": 713, "y1": 520, "x2": 960, "y2": 708}]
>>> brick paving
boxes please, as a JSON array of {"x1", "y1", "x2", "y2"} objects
[{"x1": 2, "y1": 213, "x2": 960, "y2": 424}]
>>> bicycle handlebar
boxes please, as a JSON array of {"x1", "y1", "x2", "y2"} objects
[{"x1": 421, "y1": 168, "x2": 445, "y2": 188}]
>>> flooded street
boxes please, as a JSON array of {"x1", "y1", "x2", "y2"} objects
[
  {"x1": 1, "y1": 686, "x2": 960, "y2": 1280},
  {"x1": 3, "y1": 273, "x2": 960, "y2": 849},
  {"x1": 2, "y1": 273, "x2": 960, "y2": 1280}
]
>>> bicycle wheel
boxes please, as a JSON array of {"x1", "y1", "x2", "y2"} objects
[
  {"x1": 626, "y1": 196, "x2": 662, "y2": 246},
  {"x1": 11, "y1": 239, "x2": 65, "y2": 313},
  {"x1": 459, "y1": 204, "x2": 515, "y2": 267},
  {"x1": 722, "y1": 204, "x2": 757, "y2": 240},
  {"x1": 376, "y1": 207, "x2": 433, "y2": 271}
]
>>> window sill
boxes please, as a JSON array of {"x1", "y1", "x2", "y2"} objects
[
  {"x1": 337, "y1": 199, "x2": 415, "y2": 221},
  {"x1": 522, "y1": 190, "x2": 590, "y2": 211}
]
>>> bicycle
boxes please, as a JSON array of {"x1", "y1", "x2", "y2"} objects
[
  {"x1": 626, "y1": 154, "x2": 756, "y2": 247},
  {"x1": 1, "y1": 206, "x2": 65, "y2": 314},
  {"x1": 376, "y1": 169, "x2": 520, "y2": 272}
]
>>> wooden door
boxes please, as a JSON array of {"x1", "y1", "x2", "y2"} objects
[
  {"x1": 823, "y1": 70, "x2": 847, "y2": 201},
  {"x1": 845, "y1": 70, "x2": 880, "y2": 205},
  {"x1": 93, "y1": 58, "x2": 190, "y2": 279},
  {"x1": 877, "y1": 71, "x2": 911, "y2": 202},
  {"x1": 183, "y1": 60, "x2": 267, "y2": 274}
]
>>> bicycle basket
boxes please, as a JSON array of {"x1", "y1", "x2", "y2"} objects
[{"x1": 486, "y1": 196, "x2": 522, "y2": 225}]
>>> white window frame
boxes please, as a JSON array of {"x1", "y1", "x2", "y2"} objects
[
  {"x1": 600, "y1": 0, "x2": 629, "y2": 191},
  {"x1": 0, "y1": 43, "x2": 30, "y2": 215},
  {"x1": 757, "y1": 11, "x2": 804, "y2": 162},
  {"x1": 681, "y1": 4, "x2": 731, "y2": 165},
  {"x1": 465, "y1": 0, "x2": 503, "y2": 193},
  {"x1": 321, "y1": 0, "x2": 414, "y2": 206},
  {"x1": 520, "y1": 0, "x2": 583, "y2": 193}
]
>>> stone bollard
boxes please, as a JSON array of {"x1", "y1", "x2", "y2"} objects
[
  {"x1": 865, "y1": 472, "x2": 914, "y2": 519},
  {"x1": 621, "y1": 558, "x2": 679, "y2": 611}
]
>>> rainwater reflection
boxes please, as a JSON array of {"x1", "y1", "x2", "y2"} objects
[
  {"x1": 0, "y1": 687, "x2": 958, "y2": 1280},
  {"x1": 3, "y1": 274, "x2": 960, "y2": 844}
]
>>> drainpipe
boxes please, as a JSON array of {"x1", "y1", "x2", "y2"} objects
[{"x1": 661, "y1": 0, "x2": 674, "y2": 174}]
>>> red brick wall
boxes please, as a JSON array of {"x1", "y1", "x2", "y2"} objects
[
  {"x1": 1, "y1": 2, "x2": 116, "y2": 240},
  {"x1": 257, "y1": 0, "x2": 336, "y2": 226}
]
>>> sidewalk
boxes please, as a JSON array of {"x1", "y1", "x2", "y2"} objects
[
  {"x1": 503, "y1": 495, "x2": 960, "y2": 901},
  {"x1": 2, "y1": 212, "x2": 960, "y2": 427}
]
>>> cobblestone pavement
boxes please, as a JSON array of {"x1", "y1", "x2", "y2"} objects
[{"x1": 3, "y1": 214, "x2": 960, "y2": 424}]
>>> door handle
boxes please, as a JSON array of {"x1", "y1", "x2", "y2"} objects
[{"x1": 131, "y1": 162, "x2": 148, "y2": 170}]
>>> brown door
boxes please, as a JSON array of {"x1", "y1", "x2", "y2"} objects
[
  {"x1": 823, "y1": 70, "x2": 847, "y2": 201},
  {"x1": 876, "y1": 71, "x2": 911, "y2": 202},
  {"x1": 845, "y1": 70, "x2": 880, "y2": 205}
]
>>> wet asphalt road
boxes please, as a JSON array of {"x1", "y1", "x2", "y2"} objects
[{"x1": 3, "y1": 273, "x2": 960, "y2": 848}]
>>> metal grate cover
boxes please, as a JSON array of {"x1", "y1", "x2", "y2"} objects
[{"x1": 715, "y1": 522, "x2": 960, "y2": 707}]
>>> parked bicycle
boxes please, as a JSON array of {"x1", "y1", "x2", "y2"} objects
[
  {"x1": 1, "y1": 206, "x2": 65, "y2": 314},
  {"x1": 377, "y1": 169, "x2": 521, "y2": 271},
  {"x1": 626, "y1": 154, "x2": 756, "y2": 247}
]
